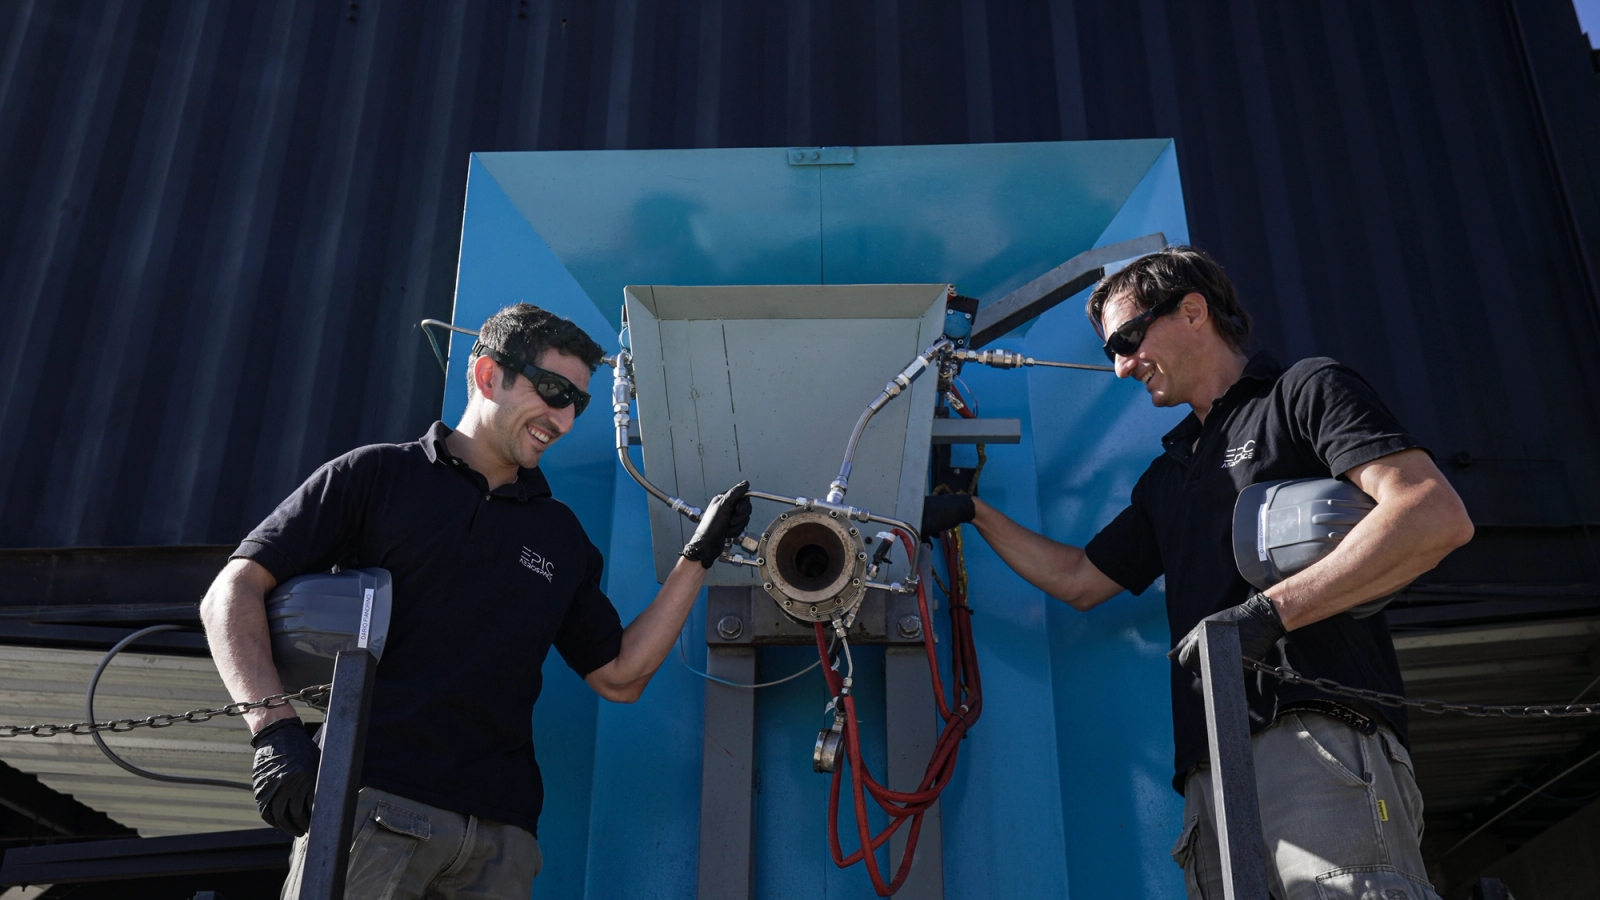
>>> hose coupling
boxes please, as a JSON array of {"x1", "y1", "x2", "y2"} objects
[
  {"x1": 955, "y1": 348, "x2": 1029, "y2": 368},
  {"x1": 807, "y1": 497, "x2": 870, "y2": 521},
  {"x1": 814, "y1": 709, "x2": 845, "y2": 773}
]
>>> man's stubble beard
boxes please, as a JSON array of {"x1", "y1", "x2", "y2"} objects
[{"x1": 490, "y1": 404, "x2": 547, "y2": 471}]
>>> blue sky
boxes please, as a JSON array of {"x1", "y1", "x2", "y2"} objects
[{"x1": 1576, "y1": 0, "x2": 1600, "y2": 48}]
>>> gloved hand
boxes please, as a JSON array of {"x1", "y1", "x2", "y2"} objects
[
  {"x1": 250, "y1": 716, "x2": 319, "y2": 836},
  {"x1": 1169, "y1": 591, "x2": 1286, "y2": 677},
  {"x1": 920, "y1": 493, "x2": 975, "y2": 542},
  {"x1": 682, "y1": 481, "x2": 753, "y2": 568}
]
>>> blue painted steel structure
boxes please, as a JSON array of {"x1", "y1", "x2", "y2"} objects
[{"x1": 448, "y1": 141, "x2": 1189, "y2": 898}]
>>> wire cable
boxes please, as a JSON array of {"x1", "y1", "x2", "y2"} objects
[
  {"x1": 674, "y1": 619, "x2": 831, "y2": 689},
  {"x1": 86, "y1": 625, "x2": 251, "y2": 791}
]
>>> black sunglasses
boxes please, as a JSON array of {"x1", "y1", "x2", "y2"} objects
[
  {"x1": 1100, "y1": 292, "x2": 1187, "y2": 362},
  {"x1": 480, "y1": 346, "x2": 591, "y2": 416}
]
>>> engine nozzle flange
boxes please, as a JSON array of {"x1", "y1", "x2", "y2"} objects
[{"x1": 757, "y1": 508, "x2": 868, "y2": 623}]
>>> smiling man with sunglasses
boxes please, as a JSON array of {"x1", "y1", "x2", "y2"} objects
[
  {"x1": 201, "y1": 303, "x2": 751, "y2": 899},
  {"x1": 922, "y1": 246, "x2": 1473, "y2": 900}
]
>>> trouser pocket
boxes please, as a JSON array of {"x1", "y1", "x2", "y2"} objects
[
  {"x1": 1171, "y1": 815, "x2": 1199, "y2": 869},
  {"x1": 1314, "y1": 864, "x2": 1440, "y2": 900},
  {"x1": 1171, "y1": 814, "x2": 1211, "y2": 899},
  {"x1": 345, "y1": 800, "x2": 431, "y2": 900}
]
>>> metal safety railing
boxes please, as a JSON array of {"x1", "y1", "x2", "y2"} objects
[
  {"x1": 1195, "y1": 619, "x2": 1600, "y2": 900},
  {"x1": 1196, "y1": 620, "x2": 1271, "y2": 900},
  {"x1": 297, "y1": 649, "x2": 377, "y2": 900}
]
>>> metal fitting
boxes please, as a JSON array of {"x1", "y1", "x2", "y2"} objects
[
  {"x1": 716, "y1": 616, "x2": 744, "y2": 641},
  {"x1": 814, "y1": 712, "x2": 845, "y2": 773}
]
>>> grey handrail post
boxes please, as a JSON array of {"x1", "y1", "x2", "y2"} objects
[
  {"x1": 1198, "y1": 620, "x2": 1270, "y2": 900},
  {"x1": 298, "y1": 649, "x2": 378, "y2": 900}
]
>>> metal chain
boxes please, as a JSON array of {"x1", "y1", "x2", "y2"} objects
[
  {"x1": 0, "y1": 684, "x2": 332, "y2": 738},
  {"x1": 1243, "y1": 659, "x2": 1600, "y2": 718}
]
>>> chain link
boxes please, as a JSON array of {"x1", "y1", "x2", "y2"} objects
[
  {"x1": 13, "y1": 657, "x2": 1597, "y2": 737},
  {"x1": 0, "y1": 684, "x2": 332, "y2": 738},
  {"x1": 1243, "y1": 659, "x2": 1600, "y2": 718}
]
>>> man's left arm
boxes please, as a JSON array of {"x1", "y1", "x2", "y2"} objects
[
  {"x1": 583, "y1": 481, "x2": 752, "y2": 703},
  {"x1": 1267, "y1": 448, "x2": 1474, "y2": 630},
  {"x1": 1174, "y1": 447, "x2": 1474, "y2": 671}
]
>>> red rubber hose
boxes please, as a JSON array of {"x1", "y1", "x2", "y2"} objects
[{"x1": 815, "y1": 529, "x2": 983, "y2": 895}]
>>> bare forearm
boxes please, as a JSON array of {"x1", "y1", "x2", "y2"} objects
[
  {"x1": 1271, "y1": 464, "x2": 1473, "y2": 630},
  {"x1": 587, "y1": 557, "x2": 707, "y2": 701},
  {"x1": 199, "y1": 559, "x2": 292, "y2": 733},
  {"x1": 969, "y1": 498, "x2": 1121, "y2": 610}
]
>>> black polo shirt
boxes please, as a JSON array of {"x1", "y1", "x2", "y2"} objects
[
  {"x1": 233, "y1": 422, "x2": 624, "y2": 835},
  {"x1": 1084, "y1": 354, "x2": 1424, "y2": 791}
]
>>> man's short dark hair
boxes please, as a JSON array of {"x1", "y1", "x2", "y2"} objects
[
  {"x1": 1086, "y1": 246, "x2": 1253, "y2": 353},
  {"x1": 468, "y1": 303, "x2": 605, "y2": 396}
]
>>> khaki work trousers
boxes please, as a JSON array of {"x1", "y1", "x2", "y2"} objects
[
  {"x1": 281, "y1": 787, "x2": 542, "y2": 900},
  {"x1": 1173, "y1": 711, "x2": 1441, "y2": 900}
]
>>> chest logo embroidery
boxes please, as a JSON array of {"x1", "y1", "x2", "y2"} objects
[
  {"x1": 519, "y1": 546, "x2": 555, "y2": 583},
  {"x1": 1222, "y1": 439, "x2": 1257, "y2": 469}
]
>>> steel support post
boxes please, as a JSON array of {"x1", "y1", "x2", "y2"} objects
[
  {"x1": 298, "y1": 649, "x2": 377, "y2": 900},
  {"x1": 697, "y1": 608, "x2": 756, "y2": 900},
  {"x1": 1197, "y1": 620, "x2": 1270, "y2": 900},
  {"x1": 885, "y1": 646, "x2": 945, "y2": 899}
]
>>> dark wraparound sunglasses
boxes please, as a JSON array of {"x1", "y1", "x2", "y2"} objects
[
  {"x1": 1100, "y1": 291, "x2": 1187, "y2": 362},
  {"x1": 479, "y1": 346, "x2": 592, "y2": 416}
]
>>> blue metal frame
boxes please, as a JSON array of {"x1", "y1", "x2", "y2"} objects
[{"x1": 448, "y1": 141, "x2": 1190, "y2": 899}]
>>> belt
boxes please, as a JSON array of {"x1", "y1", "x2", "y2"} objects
[{"x1": 1276, "y1": 699, "x2": 1378, "y2": 736}]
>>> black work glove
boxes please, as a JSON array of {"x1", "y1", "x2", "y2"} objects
[
  {"x1": 681, "y1": 481, "x2": 753, "y2": 568},
  {"x1": 920, "y1": 493, "x2": 975, "y2": 542},
  {"x1": 250, "y1": 717, "x2": 319, "y2": 837},
  {"x1": 1169, "y1": 591, "x2": 1286, "y2": 677}
]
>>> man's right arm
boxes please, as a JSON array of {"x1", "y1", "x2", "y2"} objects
[
  {"x1": 199, "y1": 558, "x2": 292, "y2": 734},
  {"x1": 968, "y1": 497, "x2": 1125, "y2": 611}
]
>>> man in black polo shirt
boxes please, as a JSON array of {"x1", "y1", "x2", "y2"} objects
[
  {"x1": 924, "y1": 247, "x2": 1473, "y2": 899},
  {"x1": 199, "y1": 303, "x2": 751, "y2": 898}
]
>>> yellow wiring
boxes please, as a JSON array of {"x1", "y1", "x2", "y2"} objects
[
  {"x1": 951, "y1": 526, "x2": 971, "y2": 609},
  {"x1": 930, "y1": 558, "x2": 951, "y2": 597}
]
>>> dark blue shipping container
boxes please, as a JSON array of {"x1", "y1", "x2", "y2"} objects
[{"x1": 2, "y1": 0, "x2": 1597, "y2": 550}]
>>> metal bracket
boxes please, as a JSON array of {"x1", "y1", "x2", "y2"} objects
[
  {"x1": 930, "y1": 417, "x2": 1021, "y2": 445},
  {"x1": 787, "y1": 146, "x2": 857, "y2": 166},
  {"x1": 696, "y1": 580, "x2": 944, "y2": 899},
  {"x1": 968, "y1": 233, "x2": 1167, "y2": 348},
  {"x1": 697, "y1": 629, "x2": 757, "y2": 900},
  {"x1": 706, "y1": 587, "x2": 926, "y2": 646}
]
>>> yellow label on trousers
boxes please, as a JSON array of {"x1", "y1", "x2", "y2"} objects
[{"x1": 1377, "y1": 799, "x2": 1389, "y2": 822}]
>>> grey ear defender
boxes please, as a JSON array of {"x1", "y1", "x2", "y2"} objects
[
  {"x1": 265, "y1": 568, "x2": 392, "y2": 708},
  {"x1": 1232, "y1": 478, "x2": 1403, "y2": 619}
]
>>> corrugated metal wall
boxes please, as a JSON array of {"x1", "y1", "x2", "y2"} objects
[{"x1": 2, "y1": 0, "x2": 1598, "y2": 550}]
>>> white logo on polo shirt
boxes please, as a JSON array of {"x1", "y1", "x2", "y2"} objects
[
  {"x1": 519, "y1": 546, "x2": 555, "y2": 582},
  {"x1": 1222, "y1": 440, "x2": 1256, "y2": 468}
]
